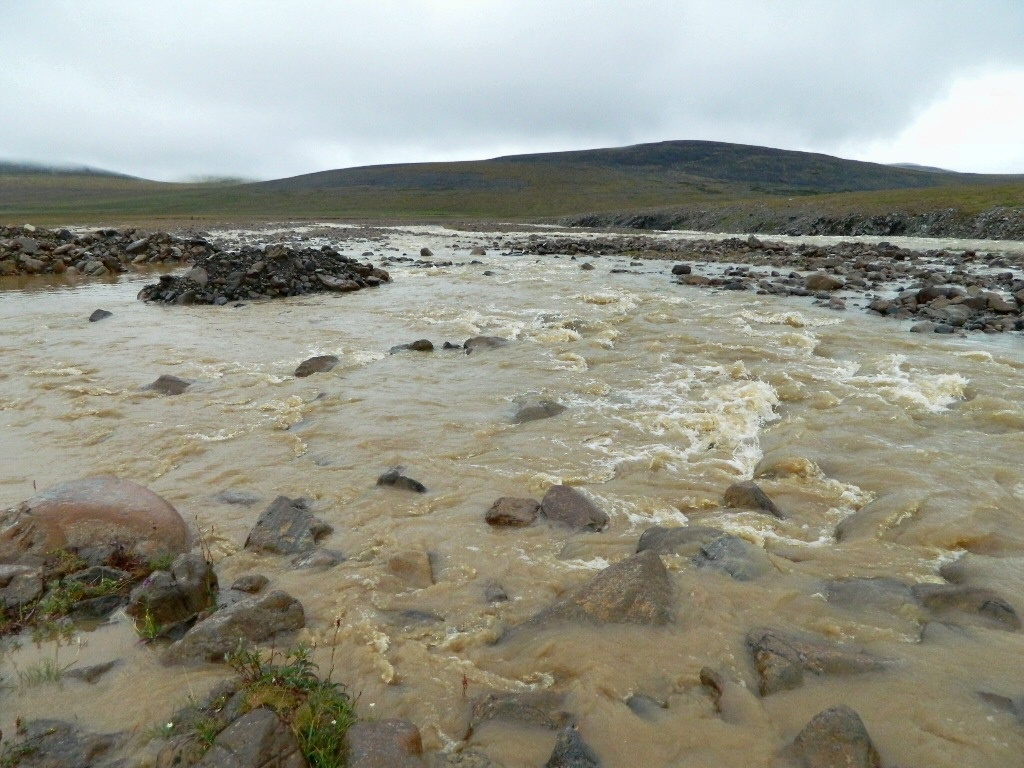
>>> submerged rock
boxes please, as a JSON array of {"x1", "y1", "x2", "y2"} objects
[
  {"x1": 636, "y1": 525, "x2": 725, "y2": 556},
  {"x1": 0, "y1": 475, "x2": 190, "y2": 567},
  {"x1": 88, "y1": 308, "x2": 112, "y2": 322},
  {"x1": 511, "y1": 399, "x2": 567, "y2": 424},
  {"x1": 747, "y1": 628, "x2": 888, "y2": 696},
  {"x1": 468, "y1": 690, "x2": 572, "y2": 734},
  {"x1": 464, "y1": 336, "x2": 510, "y2": 354},
  {"x1": 692, "y1": 535, "x2": 773, "y2": 581},
  {"x1": 911, "y1": 583, "x2": 1021, "y2": 631}
]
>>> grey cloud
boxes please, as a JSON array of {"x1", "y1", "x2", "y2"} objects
[{"x1": 2, "y1": 0, "x2": 1023, "y2": 179}]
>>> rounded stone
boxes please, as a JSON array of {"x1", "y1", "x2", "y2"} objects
[{"x1": 0, "y1": 476, "x2": 191, "y2": 566}]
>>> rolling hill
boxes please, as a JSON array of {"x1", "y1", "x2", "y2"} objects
[{"x1": 2, "y1": 141, "x2": 1022, "y2": 237}]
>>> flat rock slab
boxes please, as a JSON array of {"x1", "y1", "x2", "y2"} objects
[
  {"x1": 345, "y1": 718, "x2": 425, "y2": 768},
  {"x1": 781, "y1": 705, "x2": 881, "y2": 768},
  {"x1": 162, "y1": 590, "x2": 305, "y2": 665},
  {"x1": 524, "y1": 550, "x2": 672, "y2": 629},
  {"x1": 485, "y1": 497, "x2": 540, "y2": 527},
  {"x1": 540, "y1": 485, "x2": 609, "y2": 532},
  {"x1": 0, "y1": 475, "x2": 190, "y2": 566},
  {"x1": 636, "y1": 525, "x2": 725, "y2": 556},
  {"x1": 244, "y1": 496, "x2": 332, "y2": 555},
  {"x1": 294, "y1": 354, "x2": 340, "y2": 377},
  {"x1": 723, "y1": 480, "x2": 785, "y2": 519},
  {"x1": 747, "y1": 628, "x2": 888, "y2": 696},
  {"x1": 197, "y1": 708, "x2": 307, "y2": 768}
]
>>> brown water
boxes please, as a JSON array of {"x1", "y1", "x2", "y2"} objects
[{"x1": 2, "y1": 225, "x2": 1024, "y2": 766}]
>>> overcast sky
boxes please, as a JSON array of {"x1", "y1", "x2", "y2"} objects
[{"x1": 3, "y1": 1, "x2": 1023, "y2": 181}]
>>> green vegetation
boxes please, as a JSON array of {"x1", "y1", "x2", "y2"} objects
[
  {"x1": 2, "y1": 140, "x2": 1022, "y2": 227},
  {"x1": 158, "y1": 642, "x2": 357, "y2": 768}
]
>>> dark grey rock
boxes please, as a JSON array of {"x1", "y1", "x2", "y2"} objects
[
  {"x1": 722, "y1": 480, "x2": 785, "y2": 518},
  {"x1": 144, "y1": 374, "x2": 191, "y2": 395},
  {"x1": 545, "y1": 725, "x2": 600, "y2": 768},
  {"x1": 377, "y1": 468, "x2": 427, "y2": 493},
  {"x1": 294, "y1": 354, "x2": 339, "y2": 377},
  {"x1": 485, "y1": 497, "x2": 539, "y2": 527},
  {"x1": 244, "y1": 496, "x2": 332, "y2": 555},
  {"x1": 671, "y1": 264, "x2": 692, "y2": 275},
  {"x1": 781, "y1": 705, "x2": 881, "y2": 768},
  {"x1": 88, "y1": 309, "x2": 112, "y2": 322},
  {"x1": 540, "y1": 485, "x2": 609, "y2": 532},
  {"x1": 345, "y1": 718, "x2": 425, "y2": 768},
  {"x1": 636, "y1": 525, "x2": 724, "y2": 556},
  {"x1": 161, "y1": 590, "x2": 305, "y2": 664},
  {"x1": 692, "y1": 535, "x2": 772, "y2": 581}
]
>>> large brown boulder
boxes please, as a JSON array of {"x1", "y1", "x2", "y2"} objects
[
  {"x1": 523, "y1": 550, "x2": 672, "y2": 629},
  {"x1": 0, "y1": 476, "x2": 190, "y2": 566}
]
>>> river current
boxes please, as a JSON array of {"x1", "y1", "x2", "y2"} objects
[{"x1": 2, "y1": 224, "x2": 1024, "y2": 767}]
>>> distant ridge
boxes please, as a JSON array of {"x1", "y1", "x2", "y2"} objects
[{"x1": 0, "y1": 160, "x2": 137, "y2": 179}]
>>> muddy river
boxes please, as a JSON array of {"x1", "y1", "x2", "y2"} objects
[{"x1": 2, "y1": 224, "x2": 1023, "y2": 767}]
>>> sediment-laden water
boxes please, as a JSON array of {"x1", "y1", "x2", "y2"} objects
[{"x1": 2, "y1": 224, "x2": 1024, "y2": 767}]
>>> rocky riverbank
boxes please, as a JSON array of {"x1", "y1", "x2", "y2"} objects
[
  {"x1": 504, "y1": 233, "x2": 1024, "y2": 334},
  {"x1": 560, "y1": 203, "x2": 1024, "y2": 241},
  {"x1": 0, "y1": 224, "x2": 210, "y2": 277}
]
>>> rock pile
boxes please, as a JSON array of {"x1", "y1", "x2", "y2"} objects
[
  {"x1": 507, "y1": 233, "x2": 1024, "y2": 334},
  {"x1": 0, "y1": 224, "x2": 209, "y2": 277},
  {"x1": 137, "y1": 243, "x2": 390, "y2": 305}
]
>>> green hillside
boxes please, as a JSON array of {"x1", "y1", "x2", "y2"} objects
[{"x1": 2, "y1": 141, "x2": 1022, "y2": 233}]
